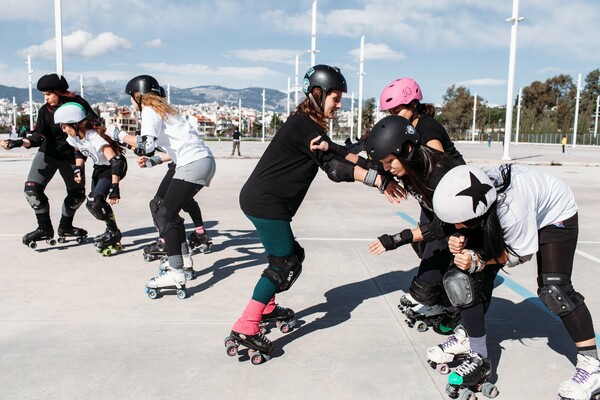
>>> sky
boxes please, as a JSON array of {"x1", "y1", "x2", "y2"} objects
[{"x1": 0, "y1": 0, "x2": 599, "y2": 106}]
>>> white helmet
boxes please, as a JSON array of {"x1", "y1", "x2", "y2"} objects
[
  {"x1": 433, "y1": 165, "x2": 497, "y2": 224},
  {"x1": 54, "y1": 102, "x2": 87, "y2": 124}
]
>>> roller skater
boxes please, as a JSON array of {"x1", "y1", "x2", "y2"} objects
[
  {"x1": 95, "y1": 228, "x2": 123, "y2": 257},
  {"x1": 224, "y1": 330, "x2": 273, "y2": 365},
  {"x1": 259, "y1": 300, "x2": 296, "y2": 334},
  {"x1": 187, "y1": 230, "x2": 212, "y2": 253},
  {"x1": 22, "y1": 227, "x2": 56, "y2": 249},
  {"x1": 445, "y1": 352, "x2": 498, "y2": 399},
  {"x1": 427, "y1": 326, "x2": 471, "y2": 375},
  {"x1": 558, "y1": 354, "x2": 600, "y2": 400},
  {"x1": 145, "y1": 267, "x2": 187, "y2": 300},
  {"x1": 143, "y1": 239, "x2": 167, "y2": 262},
  {"x1": 57, "y1": 226, "x2": 88, "y2": 244}
]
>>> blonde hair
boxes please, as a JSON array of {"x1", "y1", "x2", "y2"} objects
[{"x1": 132, "y1": 92, "x2": 176, "y2": 120}]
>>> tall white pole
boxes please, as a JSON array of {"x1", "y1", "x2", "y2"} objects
[
  {"x1": 27, "y1": 55, "x2": 34, "y2": 130},
  {"x1": 515, "y1": 88, "x2": 522, "y2": 144},
  {"x1": 311, "y1": 0, "x2": 317, "y2": 65},
  {"x1": 261, "y1": 89, "x2": 265, "y2": 142},
  {"x1": 350, "y1": 92, "x2": 355, "y2": 142},
  {"x1": 80, "y1": 74, "x2": 84, "y2": 98},
  {"x1": 12, "y1": 97, "x2": 17, "y2": 128},
  {"x1": 573, "y1": 73, "x2": 581, "y2": 148},
  {"x1": 167, "y1": 84, "x2": 171, "y2": 104},
  {"x1": 238, "y1": 98, "x2": 242, "y2": 133},
  {"x1": 471, "y1": 93, "x2": 477, "y2": 142},
  {"x1": 502, "y1": 0, "x2": 523, "y2": 161},
  {"x1": 357, "y1": 35, "x2": 365, "y2": 138},
  {"x1": 294, "y1": 54, "x2": 299, "y2": 106},
  {"x1": 287, "y1": 77, "x2": 291, "y2": 115},
  {"x1": 594, "y1": 95, "x2": 599, "y2": 139},
  {"x1": 54, "y1": 0, "x2": 63, "y2": 75}
]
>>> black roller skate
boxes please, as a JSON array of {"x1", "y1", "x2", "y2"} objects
[
  {"x1": 187, "y1": 231, "x2": 212, "y2": 253},
  {"x1": 399, "y1": 293, "x2": 459, "y2": 334},
  {"x1": 94, "y1": 229, "x2": 123, "y2": 257},
  {"x1": 260, "y1": 305, "x2": 296, "y2": 334},
  {"x1": 557, "y1": 354, "x2": 600, "y2": 400},
  {"x1": 145, "y1": 267, "x2": 187, "y2": 299},
  {"x1": 22, "y1": 228, "x2": 56, "y2": 249},
  {"x1": 224, "y1": 330, "x2": 273, "y2": 365},
  {"x1": 57, "y1": 226, "x2": 88, "y2": 244},
  {"x1": 446, "y1": 352, "x2": 498, "y2": 399},
  {"x1": 143, "y1": 239, "x2": 166, "y2": 262}
]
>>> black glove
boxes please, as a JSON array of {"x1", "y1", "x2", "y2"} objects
[
  {"x1": 73, "y1": 166, "x2": 82, "y2": 180},
  {"x1": 378, "y1": 229, "x2": 414, "y2": 251},
  {"x1": 108, "y1": 183, "x2": 120, "y2": 200},
  {"x1": 323, "y1": 159, "x2": 355, "y2": 182},
  {"x1": 7, "y1": 139, "x2": 23, "y2": 149}
]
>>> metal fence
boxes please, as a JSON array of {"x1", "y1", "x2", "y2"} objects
[{"x1": 459, "y1": 132, "x2": 600, "y2": 146}]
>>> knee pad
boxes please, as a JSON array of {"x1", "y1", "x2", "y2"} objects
[
  {"x1": 538, "y1": 273, "x2": 585, "y2": 317},
  {"x1": 409, "y1": 276, "x2": 442, "y2": 307},
  {"x1": 155, "y1": 206, "x2": 184, "y2": 237},
  {"x1": 443, "y1": 268, "x2": 483, "y2": 308},
  {"x1": 86, "y1": 195, "x2": 113, "y2": 221},
  {"x1": 149, "y1": 196, "x2": 162, "y2": 225},
  {"x1": 24, "y1": 181, "x2": 49, "y2": 211},
  {"x1": 261, "y1": 254, "x2": 303, "y2": 293},
  {"x1": 65, "y1": 188, "x2": 86, "y2": 210},
  {"x1": 293, "y1": 240, "x2": 305, "y2": 264}
]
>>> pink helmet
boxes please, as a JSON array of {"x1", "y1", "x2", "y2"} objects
[{"x1": 379, "y1": 78, "x2": 423, "y2": 111}]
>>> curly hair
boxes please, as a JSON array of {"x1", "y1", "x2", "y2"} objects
[
  {"x1": 132, "y1": 92, "x2": 176, "y2": 121},
  {"x1": 292, "y1": 88, "x2": 328, "y2": 131}
]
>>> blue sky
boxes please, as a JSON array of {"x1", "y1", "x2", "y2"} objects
[{"x1": 1, "y1": 0, "x2": 599, "y2": 106}]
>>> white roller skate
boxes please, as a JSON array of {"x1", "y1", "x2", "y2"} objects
[
  {"x1": 157, "y1": 254, "x2": 195, "y2": 281},
  {"x1": 427, "y1": 326, "x2": 471, "y2": 374},
  {"x1": 558, "y1": 354, "x2": 600, "y2": 400},
  {"x1": 145, "y1": 267, "x2": 187, "y2": 300}
]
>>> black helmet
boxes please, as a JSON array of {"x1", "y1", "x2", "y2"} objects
[
  {"x1": 125, "y1": 75, "x2": 162, "y2": 96},
  {"x1": 158, "y1": 86, "x2": 166, "y2": 98},
  {"x1": 365, "y1": 115, "x2": 420, "y2": 161},
  {"x1": 37, "y1": 73, "x2": 69, "y2": 92},
  {"x1": 302, "y1": 64, "x2": 347, "y2": 95}
]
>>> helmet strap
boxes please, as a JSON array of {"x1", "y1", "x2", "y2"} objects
[{"x1": 308, "y1": 93, "x2": 322, "y2": 112}]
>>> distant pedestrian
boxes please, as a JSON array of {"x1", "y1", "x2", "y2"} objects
[
  {"x1": 487, "y1": 134, "x2": 492, "y2": 148},
  {"x1": 231, "y1": 128, "x2": 241, "y2": 156},
  {"x1": 562, "y1": 135, "x2": 567, "y2": 153}
]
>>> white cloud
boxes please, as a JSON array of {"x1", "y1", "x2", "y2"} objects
[
  {"x1": 227, "y1": 49, "x2": 300, "y2": 65},
  {"x1": 454, "y1": 78, "x2": 507, "y2": 87},
  {"x1": 143, "y1": 38, "x2": 166, "y2": 49},
  {"x1": 18, "y1": 30, "x2": 131, "y2": 60},
  {"x1": 348, "y1": 43, "x2": 405, "y2": 61}
]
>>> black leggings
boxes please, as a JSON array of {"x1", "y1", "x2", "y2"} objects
[
  {"x1": 154, "y1": 163, "x2": 204, "y2": 227},
  {"x1": 161, "y1": 178, "x2": 202, "y2": 256}
]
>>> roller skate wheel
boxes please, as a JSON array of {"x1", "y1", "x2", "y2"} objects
[
  {"x1": 458, "y1": 388, "x2": 476, "y2": 400},
  {"x1": 29, "y1": 241, "x2": 37, "y2": 249},
  {"x1": 57, "y1": 237, "x2": 66, "y2": 244},
  {"x1": 184, "y1": 270, "x2": 194, "y2": 281},
  {"x1": 76, "y1": 237, "x2": 84, "y2": 244},
  {"x1": 199, "y1": 244, "x2": 209, "y2": 253},
  {"x1": 146, "y1": 288, "x2": 158, "y2": 299},
  {"x1": 446, "y1": 383, "x2": 460, "y2": 399},
  {"x1": 414, "y1": 321, "x2": 428, "y2": 332},
  {"x1": 176, "y1": 289, "x2": 187, "y2": 299},
  {"x1": 102, "y1": 248, "x2": 112, "y2": 257},
  {"x1": 226, "y1": 343, "x2": 238, "y2": 357},
  {"x1": 436, "y1": 363, "x2": 450, "y2": 375},
  {"x1": 143, "y1": 254, "x2": 152, "y2": 262},
  {"x1": 224, "y1": 336, "x2": 235, "y2": 347},
  {"x1": 48, "y1": 239, "x2": 56, "y2": 246},
  {"x1": 481, "y1": 382, "x2": 499, "y2": 398},
  {"x1": 277, "y1": 321, "x2": 291, "y2": 333},
  {"x1": 250, "y1": 352, "x2": 264, "y2": 365},
  {"x1": 259, "y1": 324, "x2": 267, "y2": 335},
  {"x1": 115, "y1": 244, "x2": 123, "y2": 251}
]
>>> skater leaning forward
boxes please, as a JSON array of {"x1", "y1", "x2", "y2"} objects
[
  {"x1": 1, "y1": 73, "x2": 96, "y2": 248},
  {"x1": 110, "y1": 74, "x2": 215, "y2": 299},
  {"x1": 53, "y1": 102, "x2": 128, "y2": 256},
  {"x1": 432, "y1": 164, "x2": 600, "y2": 399},
  {"x1": 226, "y1": 64, "x2": 405, "y2": 364}
]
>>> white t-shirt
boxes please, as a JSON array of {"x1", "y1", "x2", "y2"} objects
[
  {"x1": 485, "y1": 165, "x2": 577, "y2": 259},
  {"x1": 66, "y1": 129, "x2": 111, "y2": 166},
  {"x1": 140, "y1": 107, "x2": 212, "y2": 167}
]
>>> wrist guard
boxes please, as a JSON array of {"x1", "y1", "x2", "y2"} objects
[
  {"x1": 7, "y1": 139, "x2": 23, "y2": 149},
  {"x1": 362, "y1": 168, "x2": 377, "y2": 187},
  {"x1": 73, "y1": 166, "x2": 82, "y2": 178},
  {"x1": 108, "y1": 183, "x2": 120, "y2": 199},
  {"x1": 378, "y1": 229, "x2": 413, "y2": 251},
  {"x1": 145, "y1": 155, "x2": 163, "y2": 168}
]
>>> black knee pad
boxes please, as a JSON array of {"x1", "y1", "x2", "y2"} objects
[
  {"x1": 155, "y1": 205, "x2": 184, "y2": 237},
  {"x1": 537, "y1": 273, "x2": 585, "y2": 317},
  {"x1": 409, "y1": 276, "x2": 442, "y2": 306},
  {"x1": 442, "y1": 268, "x2": 484, "y2": 308},
  {"x1": 65, "y1": 188, "x2": 86, "y2": 210},
  {"x1": 293, "y1": 240, "x2": 305, "y2": 264},
  {"x1": 86, "y1": 195, "x2": 113, "y2": 221},
  {"x1": 24, "y1": 181, "x2": 49, "y2": 211},
  {"x1": 149, "y1": 196, "x2": 162, "y2": 228},
  {"x1": 261, "y1": 254, "x2": 303, "y2": 293}
]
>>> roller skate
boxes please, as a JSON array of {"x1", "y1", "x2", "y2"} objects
[
  {"x1": 22, "y1": 227, "x2": 55, "y2": 249},
  {"x1": 427, "y1": 326, "x2": 471, "y2": 375},
  {"x1": 403, "y1": 302, "x2": 454, "y2": 333},
  {"x1": 94, "y1": 229, "x2": 123, "y2": 257},
  {"x1": 146, "y1": 267, "x2": 187, "y2": 299},
  {"x1": 224, "y1": 330, "x2": 273, "y2": 365},
  {"x1": 143, "y1": 239, "x2": 166, "y2": 262},
  {"x1": 260, "y1": 305, "x2": 296, "y2": 334},
  {"x1": 399, "y1": 293, "x2": 419, "y2": 313},
  {"x1": 445, "y1": 352, "x2": 498, "y2": 399},
  {"x1": 187, "y1": 231, "x2": 212, "y2": 253},
  {"x1": 157, "y1": 254, "x2": 195, "y2": 281},
  {"x1": 57, "y1": 226, "x2": 88, "y2": 244},
  {"x1": 557, "y1": 354, "x2": 600, "y2": 400}
]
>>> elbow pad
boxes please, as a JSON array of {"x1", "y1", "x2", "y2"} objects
[
  {"x1": 420, "y1": 216, "x2": 454, "y2": 242},
  {"x1": 134, "y1": 135, "x2": 157, "y2": 156},
  {"x1": 323, "y1": 158, "x2": 355, "y2": 182},
  {"x1": 321, "y1": 135, "x2": 350, "y2": 158},
  {"x1": 109, "y1": 155, "x2": 127, "y2": 178}
]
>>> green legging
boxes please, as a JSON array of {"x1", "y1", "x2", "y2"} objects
[{"x1": 246, "y1": 215, "x2": 295, "y2": 304}]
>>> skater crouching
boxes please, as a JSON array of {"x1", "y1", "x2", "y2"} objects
[
  {"x1": 432, "y1": 164, "x2": 600, "y2": 399},
  {"x1": 54, "y1": 102, "x2": 127, "y2": 255},
  {"x1": 112, "y1": 75, "x2": 215, "y2": 299},
  {"x1": 1, "y1": 74, "x2": 95, "y2": 248}
]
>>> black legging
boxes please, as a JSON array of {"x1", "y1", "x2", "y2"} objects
[
  {"x1": 160, "y1": 178, "x2": 202, "y2": 256},
  {"x1": 154, "y1": 163, "x2": 204, "y2": 228}
]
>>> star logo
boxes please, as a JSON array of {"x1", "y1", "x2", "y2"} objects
[{"x1": 456, "y1": 172, "x2": 493, "y2": 213}]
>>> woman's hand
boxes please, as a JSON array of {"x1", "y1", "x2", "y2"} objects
[
  {"x1": 368, "y1": 238, "x2": 387, "y2": 255},
  {"x1": 137, "y1": 156, "x2": 148, "y2": 168},
  {"x1": 448, "y1": 233, "x2": 466, "y2": 254},
  {"x1": 310, "y1": 136, "x2": 329, "y2": 152},
  {"x1": 452, "y1": 250, "x2": 472, "y2": 271},
  {"x1": 383, "y1": 180, "x2": 406, "y2": 204}
]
